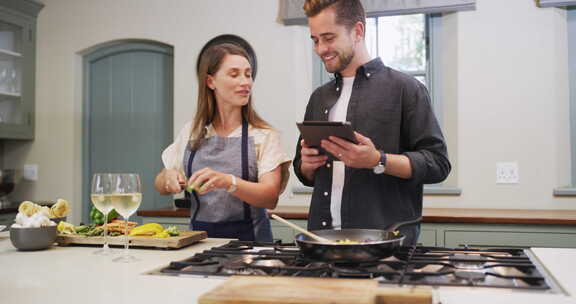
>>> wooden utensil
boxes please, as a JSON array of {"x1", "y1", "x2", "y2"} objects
[
  {"x1": 199, "y1": 276, "x2": 433, "y2": 304},
  {"x1": 271, "y1": 214, "x2": 333, "y2": 244},
  {"x1": 56, "y1": 230, "x2": 207, "y2": 249}
]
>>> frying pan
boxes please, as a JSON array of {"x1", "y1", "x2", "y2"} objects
[{"x1": 295, "y1": 217, "x2": 422, "y2": 262}]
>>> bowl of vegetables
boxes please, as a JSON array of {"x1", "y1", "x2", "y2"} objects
[{"x1": 10, "y1": 225, "x2": 57, "y2": 251}]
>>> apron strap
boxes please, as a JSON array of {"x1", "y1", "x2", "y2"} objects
[
  {"x1": 241, "y1": 119, "x2": 251, "y2": 221},
  {"x1": 186, "y1": 119, "x2": 252, "y2": 222},
  {"x1": 186, "y1": 150, "x2": 201, "y2": 222}
]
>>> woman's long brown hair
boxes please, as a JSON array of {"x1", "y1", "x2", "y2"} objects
[{"x1": 191, "y1": 43, "x2": 269, "y2": 150}]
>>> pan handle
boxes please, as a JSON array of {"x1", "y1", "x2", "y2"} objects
[{"x1": 386, "y1": 216, "x2": 422, "y2": 231}]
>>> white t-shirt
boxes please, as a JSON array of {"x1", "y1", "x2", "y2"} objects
[
  {"x1": 161, "y1": 122, "x2": 292, "y2": 193},
  {"x1": 329, "y1": 76, "x2": 354, "y2": 229}
]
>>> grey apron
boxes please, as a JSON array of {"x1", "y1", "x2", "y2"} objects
[{"x1": 184, "y1": 119, "x2": 273, "y2": 242}]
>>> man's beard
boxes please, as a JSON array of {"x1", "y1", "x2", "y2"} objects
[{"x1": 324, "y1": 49, "x2": 354, "y2": 74}]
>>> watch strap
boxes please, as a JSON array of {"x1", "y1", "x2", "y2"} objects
[
  {"x1": 227, "y1": 174, "x2": 237, "y2": 193},
  {"x1": 379, "y1": 150, "x2": 387, "y2": 166},
  {"x1": 373, "y1": 150, "x2": 386, "y2": 174}
]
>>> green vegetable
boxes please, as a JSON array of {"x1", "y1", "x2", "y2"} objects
[
  {"x1": 85, "y1": 226, "x2": 104, "y2": 236},
  {"x1": 165, "y1": 225, "x2": 180, "y2": 236},
  {"x1": 90, "y1": 206, "x2": 120, "y2": 225},
  {"x1": 107, "y1": 209, "x2": 120, "y2": 221},
  {"x1": 186, "y1": 185, "x2": 196, "y2": 193},
  {"x1": 75, "y1": 225, "x2": 90, "y2": 234},
  {"x1": 109, "y1": 231, "x2": 122, "y2": 237}
]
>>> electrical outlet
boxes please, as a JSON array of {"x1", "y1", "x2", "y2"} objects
[
  {"x1": 496, "y1": 162, "x2": 519, "y2": 184},
  {"x1": 23, "y1": 164, "x2": 38, "y2": 181}
]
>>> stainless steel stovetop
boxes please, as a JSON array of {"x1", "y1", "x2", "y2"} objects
[{"x1": 150, "y1": 240, "x2": 564, "y2": 294}]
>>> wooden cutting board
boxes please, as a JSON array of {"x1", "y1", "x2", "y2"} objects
[
  {"x1": 56, "y1": 230, "x2": 207, "y2": 249},
  {"x1": 198, "y1": 276, "x2": 432, "y2": 304}
]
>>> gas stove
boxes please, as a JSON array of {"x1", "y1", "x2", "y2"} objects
[{"x1": 154, "y1": 240, "x2": 561, "y2": 292}]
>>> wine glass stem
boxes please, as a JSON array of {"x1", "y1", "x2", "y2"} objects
[
  {"x1": 123, "y1": 217, "x2": 129, "y2": 256},
  {"x1": 103, "y1": 211, "x2": 109, "y2": 248}
]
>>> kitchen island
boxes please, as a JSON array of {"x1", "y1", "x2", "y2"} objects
[
  {"x1": 0, "y1": 231, "x2": 228, "y2": 303},
  {"x1": 1, "y1": 231, "x2": 576, "y2": 304}
]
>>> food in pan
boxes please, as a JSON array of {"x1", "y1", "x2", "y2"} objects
[
  {"x1": 334, "y1": 231, "x2": 401, "y2": 244},
  {"x1": 334, "y1": 238, "x2": 379, "y2": 244},
  {"x1": 335, "y1": 238, "x2": 361, "y2": 244}
]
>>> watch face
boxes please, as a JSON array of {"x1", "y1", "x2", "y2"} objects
[
  {"x1": 373, "y1": 164, "x2": 385, "y2": 174},
  {"x1": 227, "y1": 184, "x2": 237, "y2": 193}
]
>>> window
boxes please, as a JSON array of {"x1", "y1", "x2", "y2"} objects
[
  {"x1": 313, "y1": 14, "x2": 440, "y2": 118},
  {"x1": 366, "y1": 15, "x2": 427, "y2": 85}
]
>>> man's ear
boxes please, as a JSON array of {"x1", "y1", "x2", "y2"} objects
[
  {"x1": 353, "y1": 21, "x2": 365, "y2": 42},
  {"x1": 207, "y1": 75, "x2": 215, "y2": 90}
]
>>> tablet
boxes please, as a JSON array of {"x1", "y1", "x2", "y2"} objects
[{"x1": 296, "y1": 121, "x2": 358, "y2": 147}]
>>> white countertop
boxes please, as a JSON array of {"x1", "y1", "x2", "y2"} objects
[
  {"x1": 0, "y1": 231, "x2": 229, "y2": 303},
  {"x1": 1, "y1": 231, "x2": 576, "y2": 304}
]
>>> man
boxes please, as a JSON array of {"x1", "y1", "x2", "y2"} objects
[{"x1": 293, "y1": 0, "x2": 451, "y2": 246}]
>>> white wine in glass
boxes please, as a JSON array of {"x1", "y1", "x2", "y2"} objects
[
  {"x1": 111, "y1": 193, "x2": 142, "y2": 218},
  {"x1": 111, "y1": 174, "x2": 142, "y2": 263},
  {"x1": 91, "y1": 173, "x2": 116, "y2": 255},
  {"x1": 90, "y1": 173, "x2": 114, "y2": 255}
]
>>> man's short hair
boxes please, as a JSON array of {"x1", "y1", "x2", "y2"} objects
[{"x1": 303, "y1": 0, "x2": 366, "y2": 30}]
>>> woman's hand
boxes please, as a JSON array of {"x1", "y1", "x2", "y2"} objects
[
  {"x1": 155, "y1": 169, "x2": 186, "y2": 195},
  {"x1": 188, "y1": 168, "x2": 232, "y2": 195}
]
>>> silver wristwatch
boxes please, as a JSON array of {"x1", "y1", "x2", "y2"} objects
[
  {"x1": 373, "y1": 150, "x2": 386, "y2": 174},
  {"x1": 227, "y1": 174, "x2": 238, "y2": 193}
]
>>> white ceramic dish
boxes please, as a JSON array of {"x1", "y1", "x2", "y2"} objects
[
  {"x1": 0, "y1": 225, "x2": 6, "y2": 231},
  {"x1": 10, "y1": 225, "x2": 57, "y2": 250}
]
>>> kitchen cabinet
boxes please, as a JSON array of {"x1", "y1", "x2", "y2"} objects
[
  {"x1": 418, "y1": 228, "x2": 437, "y2": 246},
  {"x1": 424, "y1": 223, "x2": 576, "y2": 248},
  {"x1": 268, "y1": 222, "x2": 576, "y2": 248},
  {"x1": 139, "y1": 216, "x2": 576, "y2": 248},
  {"x1": 138, "y1": 207, "x2": 576, "y2": 248},
  {"x1": 0, "y1": 0, "x2": 43, "y2": 140},
  {"x1": 270, "y1": 219, "x2": 306, "y2": 242}
]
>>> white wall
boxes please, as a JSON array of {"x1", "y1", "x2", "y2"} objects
[
  {"x1": 425, "y1": 0, "x2": 573, "y2": 209},
  {"x1": 4, "y1": 0, "x2": 575, "y2": 224}
]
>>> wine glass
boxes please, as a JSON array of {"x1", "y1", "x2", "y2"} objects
[
  {"x1": 91, "y1": 173, "x2": 116, "y2": 255},
  {"x1": 111, "y1": 173, "x2": 142, "y2": 263},
  {"x1": 0, "y1": 67, "x2": 8, "y2": 92},
  {"x1": 8, "y1": 67, "x2": 17, "y2": 94}
]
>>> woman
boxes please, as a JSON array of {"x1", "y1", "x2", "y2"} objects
[{"x1": 155, "y1": 43, "x2": 291, "y2": 242}]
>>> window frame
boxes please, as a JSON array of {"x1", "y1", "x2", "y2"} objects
[{"x1": 554, "y1": 7, "x2": 576, "y2": 196}]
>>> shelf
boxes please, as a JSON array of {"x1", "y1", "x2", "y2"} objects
[
  {"x1": 0, "y1": 48, "x2": 22, "y2": 58},
  {"x1": 0, "y1": 90, "x2": 20, "y2": 98},
  {"x1": 0, "y1": 1, "x2": 42, "y2": 140}
]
